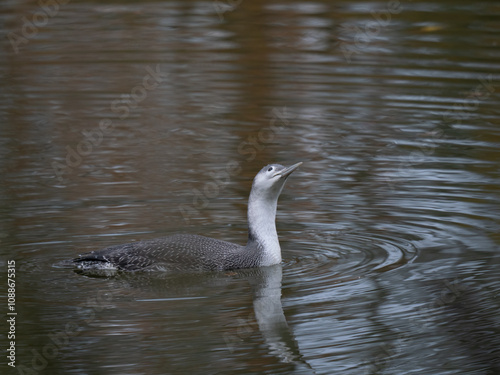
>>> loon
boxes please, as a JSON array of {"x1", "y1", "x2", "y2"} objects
[{"x1": 73, "y1": 162, "x2": 302, "y2": 273}]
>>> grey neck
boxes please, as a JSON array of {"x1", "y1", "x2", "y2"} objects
[{"x1": 246, "y1": 190, "x2": 282, "y2": 266}]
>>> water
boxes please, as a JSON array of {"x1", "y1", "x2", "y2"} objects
[{"x1": 1, "y1": 0, "x2": 499, "y2": 374}]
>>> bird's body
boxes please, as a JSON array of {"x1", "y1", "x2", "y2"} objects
[
  {"x1": 74, "y1": 234, "x2": 261, "y2": 272},
  {"x1": 73, "y1": 162, "x2": 302, "y2": 273}
]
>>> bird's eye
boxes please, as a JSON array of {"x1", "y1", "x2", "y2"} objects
[{"x1": 267, "y1": 166, "x2": 274, "y2": 172}]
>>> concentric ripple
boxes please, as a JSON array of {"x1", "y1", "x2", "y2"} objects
[{"x1": 283, "y1": 229, "x2": 419, "y2": 288}]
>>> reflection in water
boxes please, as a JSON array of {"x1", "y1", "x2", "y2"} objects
[
  {"x1": 64, "y1": 265, "x2": 313, "y2": 374},
  {"x1": 247, "y1": 265, "x2": 312, "y2": 372}
]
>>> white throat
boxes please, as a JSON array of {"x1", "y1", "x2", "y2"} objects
[{"x1": 247, "y1": 193, "x2": 282, "y2": 266}]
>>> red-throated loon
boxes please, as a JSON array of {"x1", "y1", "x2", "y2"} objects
[{"x1": 73, "y1": 162, "x2": 302, "y2": 272}]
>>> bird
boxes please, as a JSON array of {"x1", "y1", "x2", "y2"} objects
[{"x1": 73, "y1": 162, "x2": 302, "y2": 273}]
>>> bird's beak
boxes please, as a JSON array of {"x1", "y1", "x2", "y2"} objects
[{"x1": 274, "y1": 162, "x2": 303, "y2": 179}]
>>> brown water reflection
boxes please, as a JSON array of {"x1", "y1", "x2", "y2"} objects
[{"x1": 1, "y1": 0, "x2": 500, "y2": 374}]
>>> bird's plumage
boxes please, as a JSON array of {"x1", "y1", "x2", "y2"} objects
[{"x1": 74, "y1": 234, "x2": 263, "y2": 272}]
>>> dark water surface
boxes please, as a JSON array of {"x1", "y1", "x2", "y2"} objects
[{"x1": 1, "y1": 0, "x2": 500, "y2": 374}]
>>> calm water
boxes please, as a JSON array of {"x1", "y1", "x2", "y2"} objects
[{"x1": 1, "y1": 0, "x2": 500, "y2": 374}]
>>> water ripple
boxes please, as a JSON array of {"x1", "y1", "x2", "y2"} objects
[{"x1": 284, "y1": 229, "x2": 419, "y2": 289}]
